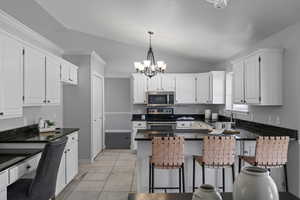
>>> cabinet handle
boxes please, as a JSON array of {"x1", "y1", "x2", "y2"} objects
[
  {"x1": 43, "y1": 100, "x2": 46, "y2": 103},
  {"x1": 48, "y1": 100, "x2": 51, "y2": 103},
  {"x1": 26, "y1": 165, "x2": 31, "y2": 170},
  {"x1": 68, "y1": 149, "x2": 71, "y2": 152},
  {"x1": 0, "y1": 112, "x2": 3, "y2": 115},
  {"x1": 240, "y1": 100, "x2": 243, "y2": 103}
]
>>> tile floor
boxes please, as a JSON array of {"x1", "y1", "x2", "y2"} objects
[{"x1": 57, "y1": 149, "x2": 137, "y2": 200}]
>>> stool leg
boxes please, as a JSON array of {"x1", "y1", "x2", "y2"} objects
[
  {"x1": 231, "y1": 164, "x2": 235, "y2": 183},
  {"x1": 193, "y1": 157, "x2": 195, "y2": 192},
  {"x1": 152, "y1": 163, "x2": 154, "y2": 193},
  {"x1": 182, "y1": 164, "x2": 185, "y2": 193},
  {"x1": 149, "y1": 162, "x2": 152, "y2": 193},
  {"x1": 202, "y1": 164, "x2": 205, "y2": 184},
  {"x1": 179, "y1": 167, "x2": 182, "y2": 193},
  {"x1": 222, "y1": 167, "x2": 225, "y2": 192},
  {"x1": 238, "y1": 157, "x2": 241, "y2": 173},
  {"x1": 284, "y1": 164, "x2": 289, "y2": 192}
]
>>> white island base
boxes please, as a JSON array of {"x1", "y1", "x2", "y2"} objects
[{"x1": 135, "y1": 140, "x2": 286, "y2": 193}]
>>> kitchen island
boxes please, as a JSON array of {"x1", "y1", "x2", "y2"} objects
[{"x1": 134, "y1": 125, "x2": 297, "y2": 193}]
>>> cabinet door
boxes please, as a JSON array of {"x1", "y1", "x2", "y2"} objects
[
  {"x1": 196, "y1": 73, "x2": 210, "y2": 104},
  {"x1": 65, "y1": 136, "x2": 75, "y2": 184},
  {"x1": 232, "y1": 61, "x2": 244, "y2": 104},
  {"x1": 0, "y1": 34, "x2": 23, "y2": 118},
  {"x1": 69, "y1": 65, "x2": 78, "y2": 85},
  {"x1": 60, "y1": 62, "x2": 69, "y2": 82},
  {"x1": 46, "y1": 56, "x2": 61, "y2": 105},
  {"x1": 175, "y1": 74, "x2": 196, "y2": 104},
  {"x1": 161, "y1": 74, "x2": 175, "y2": 91},
  {"x1": 244, "y1": 55, "x2": 260, "y2": 104},
  {"x1": 211, "y1": 71, "x2": 225, "y2": 104},
  {"x1": 147, "y1": 75, "x2": 161, "y2": 91},
  {"x1": 23, "y1": 46, "x2": 45, "y2": 106},
  {"x1": 132, "y1": 74, "x2": 147, "y2": 104},
  {"x1": 55, "y1": 151, "x2": 66, "y2": 195}
]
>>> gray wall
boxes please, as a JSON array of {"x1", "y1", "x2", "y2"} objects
[
  {"x1": 105, "y1": 78, "x2": 131, "y2": 131},
  {"x1": 219, "y1": 22, "x2": 300, "y2": 196},
  {"x1": 63, "y1": 54, "x2": 92, "y2": 160}
]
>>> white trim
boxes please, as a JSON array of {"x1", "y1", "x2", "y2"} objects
[
  {"x1": 105, "y1": 129, "x2": 131, "y2": 133},
  {"x1": 64, "y1": 50, "x2": 106, "y2": 65},
  {"x1": 0, "y1": 9, "x2": 64, "y2": 55},
  {"x1": 91, "y1": 51, "x2": 106, "y2": 65},
  {"x1": 105, "y1": 112, "x2": 132, "y2": 115}
]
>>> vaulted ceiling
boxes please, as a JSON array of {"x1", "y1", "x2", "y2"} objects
[{"x1": 33, "y1": 0, "x2": 300, "y2": 63}]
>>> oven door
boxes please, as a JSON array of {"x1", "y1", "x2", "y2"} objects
[{"x1": 147, "y1": 122, "x2": 176, "y2": 131}]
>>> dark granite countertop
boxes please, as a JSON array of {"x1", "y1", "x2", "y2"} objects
[
  {"x1": 0, "y1": 148, "x2": 43, "y2": 172},
  {"x1": 128, "y1": 192, "x2": 300, "y2": 200},
  {"x1": 135, "y1": 128, "x2": 259, "y2": 141},
  {"x1": 0, "y1": 125, "x2": 79, "y2": 143}
]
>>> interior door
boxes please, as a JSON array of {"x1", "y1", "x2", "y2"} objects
[
  {"x1": 0, "y1": 33, "x2": 23, "y2": 118},
  {"x1": 244, "y1": 55, "x2": 260, "y2": 104},
  {"x1": 196, "y1": 73, "x2": 210, "y2": 104},
  {"x1": 23, "y1": 46, "x2": 45, "y2": 106},
  {"x1": 46, "y1": 56, "x2": 61, "y2": 105},
  {"x1": 232, "y1": 61, "x2": 245, "y2": 104},
  {"x1": 92, "y1": 74, "x2": 104, "y2": 159}
]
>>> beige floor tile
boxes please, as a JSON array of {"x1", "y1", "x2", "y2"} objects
[
  {"x1": 66, "y1": 191, "x2": 100, "y2": 200},
  {"x1": 115, "y1": 160, "x2": 136, "y2": 167},
  {"x1": 95, "y1": 155, "x2": 119, "y2": 161},
  {"x1": 112, "y1": 166, "x2": 135, "y2": 174},
  {"x1": 75, "y1": 181, "x2": 105, "y2": 191},
  {"x1": 93, "y1": 160, "x2": 116, "y2": 167},
  {"x1": 98, "y1": 191, "x2": 129, "y2": 200},
  {"x1": 83, "y1": 173, "x2": 110, "y2": 181}
]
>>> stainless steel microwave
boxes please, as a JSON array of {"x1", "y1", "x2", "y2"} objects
[{"x1": 146, "y1": 91, "x2": 175, "y2": 107}]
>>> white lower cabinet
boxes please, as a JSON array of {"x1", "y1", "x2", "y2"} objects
[
  {"x1": 0, "y1": 170, "x2": 8, "y2": 200},
  {"x1": 55, "y1": 132, "x2": 79, "y2": 195},
  {"x1": 131, "y1": 121, "x2": 146, "y2": 151}
]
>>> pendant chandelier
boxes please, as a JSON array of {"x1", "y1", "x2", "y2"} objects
[
  {"x1": 205, "y1": 0, "x2": 229, "y2": 9},
  {"x1": 134, "y1": 31, "x2": 166, "y2": 78}
]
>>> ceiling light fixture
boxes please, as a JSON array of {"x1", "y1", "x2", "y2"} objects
[
  {"x1": 134, "y1": 31, "x2": 166, "y2": 78},
  {"x1": 205, "y1": 0, "x2": 229, "y2": 9}
]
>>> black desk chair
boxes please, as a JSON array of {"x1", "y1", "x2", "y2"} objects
[{"x1": 8, "y1": 136, "x2": 68, "y2": 200}]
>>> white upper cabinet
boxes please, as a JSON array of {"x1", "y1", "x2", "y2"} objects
[
  {"x1": 175, "y1": 74, "x2": 197, "y2": 104},
  {"x1": 147, "y1": 75, "x2": 161, "y2": 91},
  {"x1": 232, "y1": 49, "x2": 283, "y2": 106},
  {"x1": 210, "y1": 71, "x2": 225, "y2": 104},
  {"x1": 161, "y1": 74, "x2": 175, "y2": 91},
  {"x1": 196, "y1": 73, "x2": 210, "y2": 104},
  {"x1": 196, "y1": 71, "x2": 225, "y2": 104},
  {"x1": 0, "y1": 34, "x2": 23, "y2": 119},
  {"x1": 61, "y1": 60, "x2": 78, "y2": 85},
  {"x1": 232, "y1": 60, "x2": 245, "y2": 104},
  {"x1": 132, "y1": 73, "x2": 147, "y2": 104},
  {"x1": 45, "y1": 56, "x2": 61, "y2": 105},
  {"x1": 23, "y1": 46, "x2": 46, "y2": 106}
]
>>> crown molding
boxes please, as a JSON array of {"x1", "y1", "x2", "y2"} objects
[{"x1": 0, "y1": 9, "x2": 64, "y2": 55}]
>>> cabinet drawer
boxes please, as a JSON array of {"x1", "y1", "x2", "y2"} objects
[
  {"x1": 9, "y1": 153, "x2": 41, "y2": 185},
  {"x1": 132, "y1": 121, "x2": 146, "y2": 129},
  {"x1": 0, "y1": 170, "x2": 8, "y2": 190},
  {"x1": 176, "y1": 121, "x2": 193, "y2": 129}
]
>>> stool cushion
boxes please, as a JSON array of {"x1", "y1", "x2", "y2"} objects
[
  {"x1": 7, "y1": 179, "x2": 32, "y2": 200},
  {"x1": 239, "y1": 155, "x2": 256, "y2": 165}
]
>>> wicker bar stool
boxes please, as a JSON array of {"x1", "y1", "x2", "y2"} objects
[
  {"x1": 239, "y1": 136, "x2": 289, "y2": 191},
  {"x1": 149, "y1": 136, "x2": 185, "y2": 193},
  {"x1": 192, "y1": 136, "x2": 236, "y2": 192}
]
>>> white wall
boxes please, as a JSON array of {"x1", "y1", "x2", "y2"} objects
[{"x1": 219, "y1": 22, "x2": 300, "y2": 196}]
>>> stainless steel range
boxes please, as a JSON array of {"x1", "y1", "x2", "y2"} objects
[{"x1": 146, "y1": 108, "x2": 176, "y2": 131}]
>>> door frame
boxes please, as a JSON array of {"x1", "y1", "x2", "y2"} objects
[{"x1": 90, "y1": 72, "x2": 105, "y2": 162}]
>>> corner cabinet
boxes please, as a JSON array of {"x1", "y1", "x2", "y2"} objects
[
  {"x1": 196, "y1": 71, "x2": 225, "y2": 104},
  {"x1": 0, "y1": 33, "x2": 23, "y2": 119},
  {"x1": 232, "y1": 49, "x2": 283, "y2": 105},
  {"x1": 132, "y1": 73, "x2": 148, "y2": 104},
  {"x1": 61, "y1": 60, "x2": 78, "y2": 85},
  {"x1": 175, "y1": 74, "x2": 197, "y2": 104}
]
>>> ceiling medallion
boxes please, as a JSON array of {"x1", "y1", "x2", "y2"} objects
[
  {"x1": 205, "y1": 0, "x2": 229, "y2": 9},
  {"x1": 134, "y1": 31, "x2": 166, "y2": 78}
]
